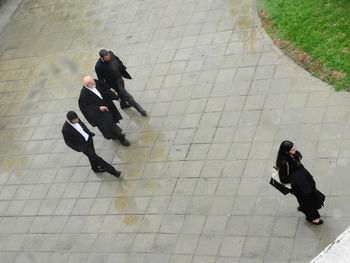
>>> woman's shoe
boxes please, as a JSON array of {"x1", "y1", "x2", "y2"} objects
[{"x1": 307, "y1": 218, "x2": 323, "y2": 225}]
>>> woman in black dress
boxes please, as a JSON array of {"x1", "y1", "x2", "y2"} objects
[{"x1": 276, "y1": 140, "x2": 325, "y2": 225}]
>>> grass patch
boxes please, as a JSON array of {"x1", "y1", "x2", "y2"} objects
[{"x1": 257, "y1": 0, "x2": 350, "y2": 90}]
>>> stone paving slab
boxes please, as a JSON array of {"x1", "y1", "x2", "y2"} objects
[{"x1": 1, "y1": 0, "x2": 350, "y2": 262}]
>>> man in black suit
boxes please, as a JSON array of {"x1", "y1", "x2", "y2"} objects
[
  {"x1": 62, "y1": 111, "x2": 121, "y2": 177},
  {"x1": 78, "y1": 75, "x2": 130, "y2": 146},
  {"x1": 95, "y1": 49, "x2": 147, "y2": 116}
]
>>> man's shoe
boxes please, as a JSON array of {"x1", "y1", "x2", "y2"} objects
[
  {"x1": 113, "y1": 171, "x2": 121, "y2": 178},
  {"x1": 119, "y1": 138, "x2": 131, "y2": 146},
  {"x1": 92, "y1": 167, "x2": 105, "y2": 173},
  {"x1": 140, "y1": 110, "x2": 147, "y2": 117},
  {"x1": 121, "y1": 104, "x2": 131, "y2": 109}
]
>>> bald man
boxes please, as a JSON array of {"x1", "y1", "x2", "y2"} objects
[{"x1": 78, "y1": 76, "x2": 130, "y2": 146}]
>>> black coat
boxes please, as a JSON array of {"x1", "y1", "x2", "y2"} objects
[
  {"x1": 62, "y1": 120, "x2": 93, "y2": 152},
  {"x1": 95, "y1": 50, "x2": 132, "y2": 90},
  {"x1": 279, "y1": 154, "x2": 325, "y2": 210},
  {"x1": 78, "y1": 79, "x2": 122, "y2": 127}
]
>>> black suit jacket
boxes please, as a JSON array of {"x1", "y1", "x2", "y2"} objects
[
  {"x1": 62, "y1": 120, "x2": 93, "y2": 152},
  {"x1": 95, "y1": 50, "x2": 132, "y2": 89},
  {"x1": 78, "y1": 79, "x2": 123, "y2": 127}
]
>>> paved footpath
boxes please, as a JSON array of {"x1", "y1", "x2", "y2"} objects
[{"x1": 1, "y1": 0, "x2": 350, "y2": 262}]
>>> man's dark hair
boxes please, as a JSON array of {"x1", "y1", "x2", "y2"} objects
[
  {"x1": 99, "y1": 49, "x2": 109, "y2": 58},
  {"x1": 66, "y1": 111, "x2": 78, "y2": 121}
]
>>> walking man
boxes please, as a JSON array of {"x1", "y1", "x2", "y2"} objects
[
  {"x1": 78, "y1": 75, "x2": 131, "y2": 146},
  {"x1": 62, "y1": 111, "x2": 121, "y2": 177},
  {"x1": 95, "y1": 49, "x2": 147, "y2": 116}
]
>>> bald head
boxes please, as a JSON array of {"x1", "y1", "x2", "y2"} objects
[{"x1": 83, "y1": 76, "x2": 95, "y2": 87}]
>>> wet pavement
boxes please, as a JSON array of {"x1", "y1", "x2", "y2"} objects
[{"x1": 1, "y1": 0, "x2": 350, "y2": 262}]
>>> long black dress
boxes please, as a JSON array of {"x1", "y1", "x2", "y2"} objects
[{"x1": 278, "y1": 154, "x2": 325, "y2": 221}]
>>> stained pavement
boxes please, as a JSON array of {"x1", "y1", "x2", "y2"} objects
[{"x1": 1, "y1": 0, "x2": 350, "y2": 262}]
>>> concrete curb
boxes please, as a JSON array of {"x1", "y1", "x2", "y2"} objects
[
  {"x1": 0, "y1": 0, "x2": 22, "y2": 36},
  {"x1": 311, "y1": 227, "x2": 350, "y2": 263}
]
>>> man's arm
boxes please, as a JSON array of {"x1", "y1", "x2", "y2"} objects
[
  {"x1": 98, "y1": 80, "x2": 120, "y2": 100},
  {"x1": 62, "y1": 130, "x2": 85, "y2": 152},
  {"x1": 95, "y1": 64, "x2": 105, "y2": 82},
  {"x1": 109, "y1": 51, "x2": 132, "y2": 79},
  {"x1": 79, "y1": 121, "x2": 95, "y2": 137}
]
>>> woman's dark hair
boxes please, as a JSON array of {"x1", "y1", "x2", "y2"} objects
[{"x1": 275, "y1": 140, "x2": 302, "y2": 168}]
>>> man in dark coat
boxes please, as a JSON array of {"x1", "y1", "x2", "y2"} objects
[
  {"x1": 95, "y1": 49, "x2": 147, "y2": 116},
  {"x1": 62, "y1": 111, "x2": 121, "y2": 177},
  {"x1": 78, "y1": 75, "x2": 130, "y2": 146}
]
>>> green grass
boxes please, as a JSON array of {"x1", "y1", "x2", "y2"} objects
[{"x1": 258, "y1": 0, "x2": 350, "y2": 90}]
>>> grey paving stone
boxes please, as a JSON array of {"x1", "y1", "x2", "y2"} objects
[
  {"x1": 291, "y1": 238, "x2": 320, "y2": 260},
  {"x1": 0, "y1": 0, "x2": 348, "y2": 262},
  {"x1": 159, "y1": 215, "x2": 185, "y2": 233},
  {"x1": 242, "y1": 236, "x2": 269, "y2": 258},
  {"x1": 0, "y1": 252, "x2": 16, "y2": 263},
  {"x1": 181, "y1": 215, "x2": 206, "y2": 234},
  {"x1": 226, "y1": 216, "x2": 251, "y2": 235},
  {"x1": 195, "y1": 234, "x2": 222, "y2": 256},
  {"x1": 170, "y1": 254, "x2": 192, "y2": 263},
  {"x1": 266, "y1": 237, "x2": 294, "y2": 260},
  {"x1": 152, "y1": 233, "x2": 177, "y2": 253},
  {"x1": 272, "y1": 216, "x2": 299, "y2": 237},
  {"x1": 203, "y1": 216, "x2": 228, "y2": 234}
]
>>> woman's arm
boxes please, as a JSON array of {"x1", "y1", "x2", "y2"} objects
[{"x1": 278, "y1": 161, "x2": 290, "y2": 184}]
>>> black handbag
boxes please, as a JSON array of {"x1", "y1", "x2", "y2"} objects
[{"x1": 270, "y1": 178, "x2": 291, "y2": 195}]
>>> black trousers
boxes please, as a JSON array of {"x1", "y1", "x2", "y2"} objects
[
  {"x1": 96, "y1": 113, "x2": 125, "y2": 140},
  {"x1": 82, "y1": 137, "x2": 118, "y2": 175},
  {"x1": 116, "y1": 78, "x2": 144, "y2": 113},
  {"x1": 294, "y1": 192, "x2": 321, "y2": 221}
]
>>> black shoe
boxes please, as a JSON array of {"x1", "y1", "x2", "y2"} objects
[
  {"x1": 307, "y1": 218, "x2": 323, "y2": 225},
  {"x1": 112, "y1": 171, "x2": 121, "y2": 177},
  {"x1": 121, "y1": 104, "x2": 131, "y2": 109},
  {"x1": 92, "y1": 167, "x2": 105, "y2": 173},
  {"x1": 140, "y1": 110, "x2": 147, "y2": 117},
  {"x1": 119, "y1": 138, "x2": 131, "y2": 146}
]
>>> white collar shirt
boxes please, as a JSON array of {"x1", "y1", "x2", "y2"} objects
[
  {"x1": 84, "y1": 85, "x2": 103, "y2": 100},
  {"x1": 67, "y1": 121, "x2": 89, "y2": 141}
]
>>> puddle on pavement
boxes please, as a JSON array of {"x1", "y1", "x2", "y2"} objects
[
  {"x1": 144, "y1": 180, "x2": 161, "y2": 190},
  {"x1": 123, "y1": 215, "x2": 139, "y2": 226},
  {"x1": 236, "y1": 16, "x2": 254, "y2": 28},
  {"x1": 247, "y1": 28, "x2": 259, "y2": 39},
  {"x1": 142, "y1": 216, "x2": 150, "y2": 226},
  {"x1": 114, "y1": 198, "x2": 129, "y2": 212},
  {"x1": 2, "y1": 156, "x2": 30, "y2": 169},
  {"x1": 229, "y1": 0, "x2": 241, "y2": 4},
  {"x1": 125, "y1": 164, "x2": 144, "y2": 179},
  {"x1": 14, "y1": 170, "x2": 25, "y2": 177},
  {"x1": 131, "y1": 147, "x2": 151, "y2": 162},
  {"x1": 137, "y1": 131, "x2": 158, "y2": 145},
  {"x1": 231, "y1": 8, "x2": 239, "y2": 16},
  {"x1": 115, "y1": 181, "x2": 136, "y2": 196},
  {"x1": 149, "y1": 147, "x2": 169, "y2": 161}
]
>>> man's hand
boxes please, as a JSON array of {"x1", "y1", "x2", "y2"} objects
[{"x1": 99, "y1": 106, "x2": 108, "y2": 111}]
